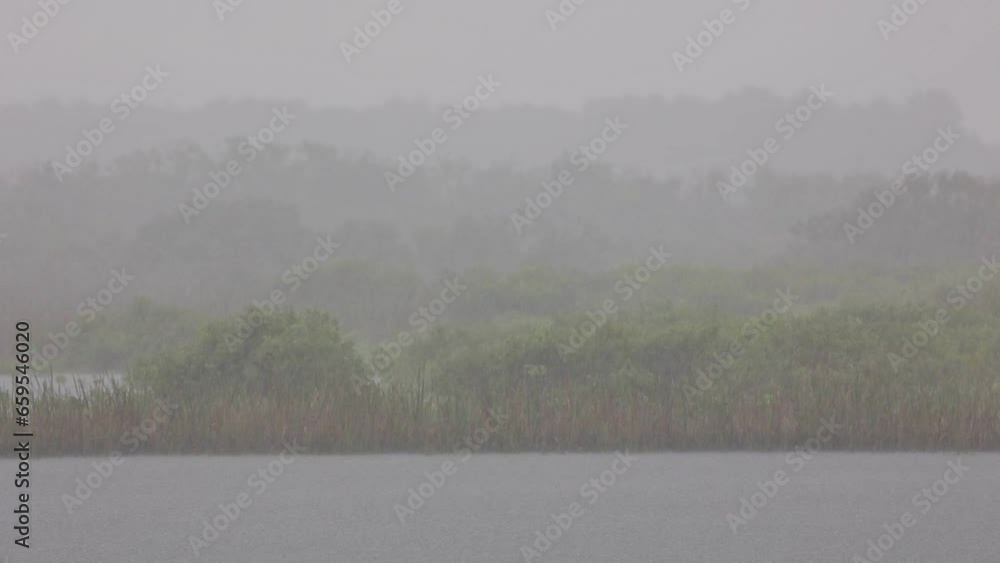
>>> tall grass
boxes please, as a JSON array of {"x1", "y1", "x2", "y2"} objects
[{"x1": 2, "y1": 372, "x2": 998, "y2": 456}]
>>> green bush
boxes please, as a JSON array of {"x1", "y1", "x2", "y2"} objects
[{"x1": 131, "y1": 308, "x2": 367, "y2": 398}]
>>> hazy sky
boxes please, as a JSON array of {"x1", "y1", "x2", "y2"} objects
[{"x1": 3, "y1": 0, "x2": 999, "y2": 141}]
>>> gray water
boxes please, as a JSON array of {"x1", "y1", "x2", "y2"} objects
[{"x1": 0, "y1": 453, "x2": 996, "y2": 562}]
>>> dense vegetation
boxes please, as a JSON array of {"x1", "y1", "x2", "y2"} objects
[
  {"x1": 1, "y1": 134, "x2": 998, "y2": 454},
  {"x1": 3, "y1": 262, "x2": 999, "y2": 454}
]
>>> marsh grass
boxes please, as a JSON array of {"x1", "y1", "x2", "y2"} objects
[{"x1": 3, "y1": 372, "x2": 997, "y2": 456}]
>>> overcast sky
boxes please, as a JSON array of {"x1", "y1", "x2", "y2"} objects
[{"x1": 3, "y1": 0, "x2": 999, "y2": 141}]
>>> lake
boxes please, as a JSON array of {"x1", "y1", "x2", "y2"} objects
[{"x1": 0, "y1": 453, "x2": 995, "y2": 562}]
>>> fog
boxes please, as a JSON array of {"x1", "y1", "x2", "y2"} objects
[{"x1": 1, "y1": 0, "x2": 998, "y2": 561}]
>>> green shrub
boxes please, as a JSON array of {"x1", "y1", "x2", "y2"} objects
[{"x1": 131, "y1": 308, "x2": 367, "y2": 398}]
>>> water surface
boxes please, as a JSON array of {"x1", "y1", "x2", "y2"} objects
[
  {"x1": 0, "y1": 373, "x2": 122, "y2": 396},
  {"x1": 0, "y1": 453, "x2": 995, "y2": 562}
]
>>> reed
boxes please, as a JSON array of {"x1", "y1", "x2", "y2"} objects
[{"x1": 3, "y1": 371, "x2": 997, "y2": 456}]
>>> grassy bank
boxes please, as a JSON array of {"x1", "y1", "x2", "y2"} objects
[
  {"x1": 3, "y1": 267, "x2": 999, "y2": 456},
  {"x1": 3, "y1": 372, "x2": 998, "y2": 456}
]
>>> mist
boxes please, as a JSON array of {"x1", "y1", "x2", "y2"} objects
[{"x1": 1, "y1": 0, "x2": 998, "y2": 561}]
